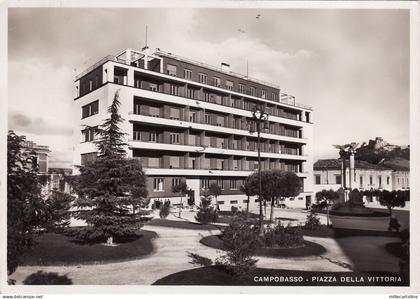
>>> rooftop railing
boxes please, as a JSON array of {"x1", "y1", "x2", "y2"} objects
[{"x1": 75, "y1": 50, "x2": 313, "y2": 111}]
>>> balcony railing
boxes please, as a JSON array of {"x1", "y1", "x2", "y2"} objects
[{"x1": 130, "y1": 109, "x2": 302, "y2": 140}]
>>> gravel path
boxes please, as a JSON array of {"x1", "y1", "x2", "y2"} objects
[{"x1": 9, "y1": 220, "x2": 400, "y2": 285}]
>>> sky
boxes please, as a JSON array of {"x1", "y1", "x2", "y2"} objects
[{"x1": 8, "y1": 7, "x2": 410, "y2": 168}]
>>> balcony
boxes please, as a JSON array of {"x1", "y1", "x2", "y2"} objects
[
  {"x1": 129, "y1": 139, "x2": 307, "y2": 161},
  {"x1": 129, "y1": 108, "x2": 304, "y2": 142}
]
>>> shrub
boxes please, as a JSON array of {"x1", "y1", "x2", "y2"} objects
[
  {"x1": 260, "y1": 222, "x2": 304, "y2": 248},
  {"x1": 195, "y1": 190, "x2": 218, "y2": 224},
  {"x1": 159, "y1": 200, "x2": 171, "y2": 219},
  {"x1": 23, "y1": 271, "x2": 72, "y2": 285},
  {"x1": 304, "y1": 210, "x2": 321, "y2": 230},
  {"x1": 217, "y1": 216, "x2": 259, "y2": 277},
  {"x1": 187, "y1": 252, "x2": 213, "y2": 267}
]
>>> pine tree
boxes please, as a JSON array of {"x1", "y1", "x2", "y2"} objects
[
  {"x1": 195, "y1": 189, "x2": 218, "y2": 224},
  {"x1": 73, "y1": 91, "x2": 149, "y2": 245}
]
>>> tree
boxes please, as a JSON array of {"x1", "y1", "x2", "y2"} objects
[
  {"x1": 195, "y1": 189, "x2": 218, "y2": 224},
  {"x1": 245, "y1": 170, "x2": 301, "y2": 222},
  {"x1": 172, "y1": 181, "x2": 188, "y2": 218},
  {"x1": 7, "y1": 131, "x2": 49, "y2": 275},
  {"x1": 44, "y1": 191, "x2": 74, "y2": 232},
  {"x1": 209, "y1": 182, "x2": 222, "y2": 210},
  {"x1": 159, "y1": 200, "x2": 171, "y2": 219},
  {"x1": 315, "y1": 189, "x2": 339, "y2": 226},
  {"x1": 239, "y1": 180, "x2": 253, "y2": 216},
  {"x1": 72, "y1": 91, "x2": 149, "y2": 245},
  {"x1": 379, "y1": 190, "x2": 406, "y2": 216}
]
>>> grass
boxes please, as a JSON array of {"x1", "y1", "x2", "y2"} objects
[
  {"x1": 301, "y1": 225, "x2": 336, "y2": 238},
  {"x1": 200, "y1": 234, "x2": 326, "y2": 257},
  {"x1": 21, "y1": 229, "x2": 157, "y2": 266},
  {"x1": 147, "y1": 218, "x2": 223, "y2": 230},
  {"x1": 153, "y1": 265, "x2": 408, "y2": 286}
]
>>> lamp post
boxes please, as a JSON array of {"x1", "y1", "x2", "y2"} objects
[{"x1": 250, "y1": 105, "x2": 269, "y2": 231}]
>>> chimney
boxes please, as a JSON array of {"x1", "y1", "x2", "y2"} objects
[{"x1": 221, "y1": 62, "x2": 230, "y2": 73}]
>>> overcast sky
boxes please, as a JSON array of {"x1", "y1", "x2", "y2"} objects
[{"x1": 8, "y1": 8, "x2": 410, "y2": 168}]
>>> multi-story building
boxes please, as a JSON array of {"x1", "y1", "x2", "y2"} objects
[
  {"x1": 72, "y1": 47, "x2": 314, "y2": 210},
  {"x1": 313, "y1": 158, "x2": 409, "y2": 193}
]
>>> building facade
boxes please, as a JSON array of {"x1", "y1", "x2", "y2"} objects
[
  {"x1": 313, "y1": 158, "x2": 409, "y2": 193},
  {"x1": 21, "y1": 140, "x2": 50, "y2": 174},
  {"x1": 73, "y1": 47, "x2": 314, "y2": 210}
]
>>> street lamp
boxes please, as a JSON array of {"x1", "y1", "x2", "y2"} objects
[{"x1": 250, "y1": 105, "x2": 269, "y2": 231}]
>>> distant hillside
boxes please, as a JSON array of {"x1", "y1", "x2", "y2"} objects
[{"x1": 355, "y1": 137, "x2": 409, "y2": 165}]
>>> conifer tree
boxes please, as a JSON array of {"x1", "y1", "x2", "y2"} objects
[{"x1": 73, "y1": 91, "x2": 149, "y2": 245}]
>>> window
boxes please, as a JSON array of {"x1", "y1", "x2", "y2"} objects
[
  {"x1": 335, "y1": 175, "x2": 342, "y2": 185},
  {"x1": 172, "y1": 178, "x2": 181, "y2": 187},
  {"x1": 201, "y1": 179, "x2": 210, "y2": 189},
  {"x1": 238, "y1": 83, "x2": 245, "y2": 94},
  {"x1": 314, "y1": 175, "x2": 321, "y2": 185},
  {"x1": 289, "y1": 197, "x2": 295, "y2": 201},
  {"x1": 154, "y1": 178, "x2": 164, "y2": 191},
  {"x1": 81, "y1": 100, "x2": 99, "y2": 119},
  {"x1": 167, "y1": 64, "x2": 177, "y2": 76},
  {"x1": 133, "y1": 131, "x2": 141, "y2": 141},
  {"x1": 187, "y1": 88, "x2": 195, "y2": 99},
  {"x1": 360, "y1": 175, "x2": 364, "y2": 188},
  {"x1": 82, "y1": 126, "x2": 97, "y2": 142},
  {"x1": 169, "y1": 84, "x2": 179, "y2": 96},
  {"x1": 170, "y1": 133, "x2": 180, "y2": 144},
  {"x1": 271, "y1": 92, "x2": 276, "y2": 101},
  {"x1": 230, "y1": 200, "x2": 238, "y2": 204},
  {"x1": 261, "y1": 90, "x2": 267, "y2": 99},
  {"x1": 89, "y1": 80, "x2": 93, "y2": 91},
  {"x1": 198, "y1": 73, "x2": 208, "y2": 84},
  {"x1": 387, "y1": 176, "x2": 390, "y2": 185},
  {"x1": 204, "y1": 114, "x2": 211, "y2": 124},
  {"x1": 250, "y1": 86, "x2": 256, "y2": 96},
  {"x1": 217, "y1": 179, "x2": 223, "y2": 189},
  {"x1": 226, "y1": 80, "x2": 233, "y2": 90},
  {"x1": 149, "y1": 83, "x2": 158, "y2": 92},
  {"x1": 204, "y1": 92, "x2": 211, "y2": 102},
  {"x1": 370, "y1": 175, "x2": 373, "y2": 185},
  {"x1": 298, "y1": 197, "x2": 303, "y2": 200},
  {"x1": 184, "y1": 69, "x2": 192, "y2": 80},
  {"x1": 230, "y1": 180, "x2": 237, "y2": 190},
  {"x1": 213, "y1": 77, "x2": 221, "y2": 87},
  {"x1": 189, "y1": 112, "x2": 197, "y2": 122},
  {"x1": 378, "y1": 176, "x2": 382, "y2": 187},
  {"x1": 217, "y1": 201, "x2": 225, "y2": 205},
  {"x1": 150, "y1": 131, "x2": 157, "y2": 142},
  {"x1": 243, "y1": 200, "x2": 249, "y2": 203}
]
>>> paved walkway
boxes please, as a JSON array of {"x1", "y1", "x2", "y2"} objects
[{"x1": 9, "y1": 217, "x2": 401, "y2": 284}]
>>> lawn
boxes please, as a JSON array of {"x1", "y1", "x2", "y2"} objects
[
  {"x1": 200, "y1": 234, "x2": 326, "y2": 257},
  {"x1": 147, "y1": 218, "x2": 224, "y2": 230},
  {"x1": 21, "y1": 229, "x2": 157, "y2": 266},
  {"x1": 153, "y1": 265, "x2": 407, "y2": 286}
]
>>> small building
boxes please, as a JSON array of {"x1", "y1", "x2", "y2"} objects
[
  {"x1": 313, "y1": 159, "x2": 395, "y2": 193},
  {"x1": 382, "y1": 158, "x2": 410, "y2": 190}
]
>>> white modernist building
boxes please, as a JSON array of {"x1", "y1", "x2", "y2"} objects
[
  {"x1": 73, "y1": 47, "x2": 314, "y2": 210},
  {"x1": 313, "y1": 158, "x2": 410, "y2": 193}
]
